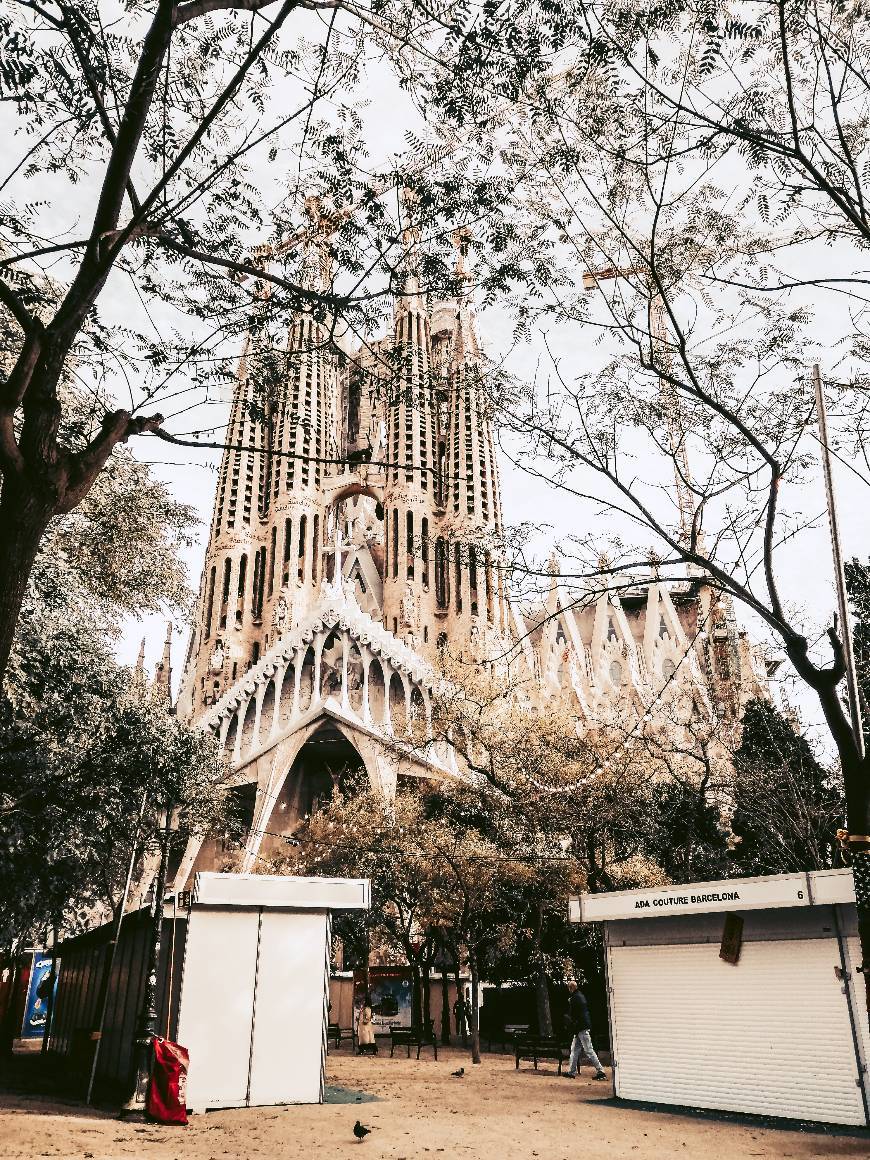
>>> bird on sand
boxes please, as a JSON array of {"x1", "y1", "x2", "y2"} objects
[
  {"x1": 451, "y1": 1067, "x2": 465, "y2": 1077},
  {"x1": 354, "y1": 1121, "x2": 372, "y2": 1142}
]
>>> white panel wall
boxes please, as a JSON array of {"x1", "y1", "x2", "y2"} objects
[
  {"x1": 177, "y1": 909, "x2": 260, "y2": 1110},
  {"x1": 176, "y1": 906, "x2": 330, "y2": 1110},
  {"x1": 248, "y1": 911, "x2": 329, "y2": 1105},
  {"x1": 608, "y1": 939, "x2": 867, "y2": 1126}
]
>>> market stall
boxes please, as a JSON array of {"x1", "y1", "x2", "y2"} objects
[
  {"x1": 570, "y1": 869, "x2": 869, "y2": 1127},
  {"x1": 176, "y1": 872, "x2": 369, "y2": 1112}
]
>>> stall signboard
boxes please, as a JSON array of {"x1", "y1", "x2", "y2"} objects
[
  {"x1": 570, "y1": 872, "x2": 815, "y2": 924},
  {"x1": 21, "y1": 953, "x2": 59, "y2": 1040},
  {"x1": 352, "y1": 968, "x2": 413, "y2": 1029}
]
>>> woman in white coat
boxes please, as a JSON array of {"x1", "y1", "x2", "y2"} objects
[{"x1": 357, "y1": 995, "x2": 376, "y2": 1054}]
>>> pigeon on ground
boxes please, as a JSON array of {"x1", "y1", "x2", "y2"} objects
[
  {"x1": 354, "y1": 1121, "x2": 372, "y2": 1142},
  {"x1": 451, "y1": 1067, "x2": 465, "y2": 1077}
]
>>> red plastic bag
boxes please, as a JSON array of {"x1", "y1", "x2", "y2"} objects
[{"x1": 147, "y1": 1037, "x2": 189, "y2": 1125}]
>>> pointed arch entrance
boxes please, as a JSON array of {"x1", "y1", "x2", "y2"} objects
[{"x1": 254, "y1": 721, "x2": 369, "y2": 862}]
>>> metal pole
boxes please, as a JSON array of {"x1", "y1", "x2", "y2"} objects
[
  {"x1": 813, "y1": 363, "x2": 865, "y2": 757},
  {"x1": 121, "y1": 808, "x2": 173, "y2": 1115},
  {"x1": 86, "y1": 789, "x2": 148, "y2": 1105}
]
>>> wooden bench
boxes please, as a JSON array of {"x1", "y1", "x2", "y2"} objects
[
  {"x1": 389, "y1": 1022, "x2": 439, "y2": 1060},
  {"x1": 326, "y1": 1022, "x2": 342, "y2": 1049},
  {"x1": 487, "y1": 1022, "x2": 530, "y2": 1052},
  {"x1": 514, "y1": 1034, "x2": 568, "y2": 1074}
]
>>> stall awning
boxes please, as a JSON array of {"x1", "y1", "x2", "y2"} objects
[
  {"x1": 193, "y1": 871, "x2": 370, "y2": 910},
  {"x1": 569, "y1": 868, "x2": 855, "y2": 924}
]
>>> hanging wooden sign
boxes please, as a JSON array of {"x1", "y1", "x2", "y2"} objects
[{"x1": 719, "y1": 912, "x2": 744, "y2": 964}]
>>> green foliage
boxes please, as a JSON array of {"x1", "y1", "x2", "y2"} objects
[
  {"x1": 729, "y1": 699, "x2": 843, "y2": 875},
  {"x1": 640, "y1": 779, "x2": 732, "y2": 885},
  {"x1": 845, "y1": 558, "x2": 870, "y2": 753},
  {"x1": 0, "y1": 427, "x2": 228, "y2": 949}
]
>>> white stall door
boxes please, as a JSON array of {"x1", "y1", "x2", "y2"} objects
[
  {"x1": 608, "y1": 938, "x2": 867, "y2": 1126},
  {"x1": 176, "y1": 909, "x2": 260, "y2": 1111},
  {"x1": 248, "y1": 910, "x2": 328, "y2": 1105},
  {"x1": 176, "y1": 907, "x2": 329, "y2": 1110}
]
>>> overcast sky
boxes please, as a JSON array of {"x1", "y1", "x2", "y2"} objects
[{"x1": 2, "y1": 9, "x2": 863, "y2": 759}]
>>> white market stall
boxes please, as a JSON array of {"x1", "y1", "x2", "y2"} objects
[
  {"x1": 176, "y1": 872, "x2": 369, "y2": 1112},
  {"x1": 570, "y1": 869, "x2": 870, "y2": 1127}
]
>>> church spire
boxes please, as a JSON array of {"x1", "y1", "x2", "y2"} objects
[{"x1": 152, "y1": 622, "x2": 174, "y2": 710}]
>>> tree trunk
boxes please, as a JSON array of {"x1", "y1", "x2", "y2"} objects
[
  {"x1": 363, "y1": 928, "x2": 371, "y2": 997},
  {"x1": 411, "y1": 964, "x2": 422, "y2": 1028},
  {"x1": 533, "y1": 902, "x2": 553, "y2": 1037},
  {"x1": 802, "y1": 670, "x2": 870, "y2": 1029},
  {"x1": 439, "y1": 966, "x2": 451, "y2": 1045},
  {"x1": 453, "y1": 961, "x2": 466, "y2": 1046},
  {"x1": 469, "y1": 946, "x2": 481, "y2": 1065},
  {"x1": 421, "y1": 960, "x2": 432, "y2": 1031},
  {"x1": 0, "y1": 952, "x2": 21, "y2": 1057},
  {"x1": 0, "y1": 487, "x2": 53, "y2": 690}
]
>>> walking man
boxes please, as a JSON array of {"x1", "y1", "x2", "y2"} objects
[
  {"x1": 453, "y1": 992, "x2": 469, "y2": 1046},
  {"x1": 564, "y1": 977, "x2": 606, "y2": 1080}
]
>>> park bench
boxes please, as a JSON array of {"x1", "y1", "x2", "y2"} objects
[
  {"x1": 487, "y1": 1022, "x2": 530, "y2": 1052},
  {"x1": 514, "y1": 1034, "x2": 568, "y2": 1074},
  {"x1": 389, "y1": 1021, "x2": 439, "y2": 1060}
]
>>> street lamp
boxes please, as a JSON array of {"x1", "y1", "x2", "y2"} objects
[{"x1": 121, "y1": 805, "x2": 177, "y2": 1117}]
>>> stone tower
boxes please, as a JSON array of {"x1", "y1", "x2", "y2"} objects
[{"x1": 173, "y1": 202, "x2": 767, "y2": 886}]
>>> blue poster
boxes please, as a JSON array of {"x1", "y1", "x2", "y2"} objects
[
  {"x1": 353, "y1": 969, "x2": 413, "y2": 1029},
  {"x1": 21, "y1": 953, "x2": 60, "y2": 1040}
]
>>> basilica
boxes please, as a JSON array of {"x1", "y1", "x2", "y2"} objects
[{"x1": 168, "y1": 200, "x2": 767, "y2": 888}]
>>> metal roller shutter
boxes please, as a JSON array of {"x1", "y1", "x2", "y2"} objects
[{"x1": 608, "y1": 939, "x2": 866, "y2": 1126}]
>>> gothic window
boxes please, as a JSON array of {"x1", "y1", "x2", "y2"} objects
[
  {"x1": 606, "y1": 617, "x2": 618, "y2": 641},
  {"x1": 609, "y1": 660, "x2": 624, "y2": 686},
  {"x1": 406, "y1": 510, "x2": 414, "y2": 580},
  {"x1": 421, "y1": 517, "x2": 430, "y2": 589},
  {"x1": 205, "y1": 566, "x2": 216, "y2": 640},
  {"x1": 662, "y1": 658, "x2": 676, "y2": 681},
  {"x1": 455, "y1": 542, "x2": 463, "y2": 612},
  {"x1": 250, "y1": 551, "x2": 262, "y2": 619},
  {"x1": 298, "y1": 514, "x2": 307, "y2": 583},
  {"x1": 282, "y1": 516, "x2": 292, "y2": 586},
  {"x1": 236, "y1": 554, "x2": 247, "y2": 625},
  {"x1": 435, "y1": 537, "x2": 449, "y2": 609},
  {"x1": 312, "y1": 514, "x2": 320, "y2": 584},
  {"x1": 220, "y1": 558, "x2": 231, "y2": 629},
  {"x1": 659, "y1": 616, "x2": 670, "y2": 640},
  {"x1": 485, "y1": 553, "x2": 495, "y2": 623},
  {"x1": 253, "y1": 545, "x2": 266, "y2": 621},
  {"x1": 268, "y1": 527, "x2": 276, "y2": 598},
  {"x1": 469, "y1": 545, "x2": 478, "y2": 615},
  {"x1": 436, "y1": 439, "x2": 447, "y2": 506},
  {"x1": 392, "y1": 508, "x2": 399, "y2": 579}
]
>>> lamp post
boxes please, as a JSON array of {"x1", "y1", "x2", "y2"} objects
[{"x1": 121, "y1": 805, "x2": 175, "y2": 1116}]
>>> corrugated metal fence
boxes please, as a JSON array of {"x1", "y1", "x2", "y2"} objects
[{"x1": 49, "y1": 909, "x2": 187, "y2": 1097}]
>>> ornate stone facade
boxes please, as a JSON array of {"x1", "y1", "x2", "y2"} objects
[{"x1": 173, "y1": 208, "x2": 768, "y2": 886}]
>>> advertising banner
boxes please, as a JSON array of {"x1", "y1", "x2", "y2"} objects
[
  {"x1": 21, "y1": 953, "x2": 60, "y2": 1040},
  {"x1": 352, "y1": 968, "x2": 413, "y2": 1029}
]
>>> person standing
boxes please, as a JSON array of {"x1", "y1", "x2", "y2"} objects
[
  {"x1": 452, "y1": 992, "x2": 468, "y2": 1046},
  {"x1": 357, "y1": 994, "x2": 376, "y2": 1055},
  {"x1": 564, "y1": 978, "x2": 606, "y2": 1080}
]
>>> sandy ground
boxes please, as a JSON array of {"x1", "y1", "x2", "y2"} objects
[{"x1": 1, "y1": 1046, "x2": 868, "y2": 1160}]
